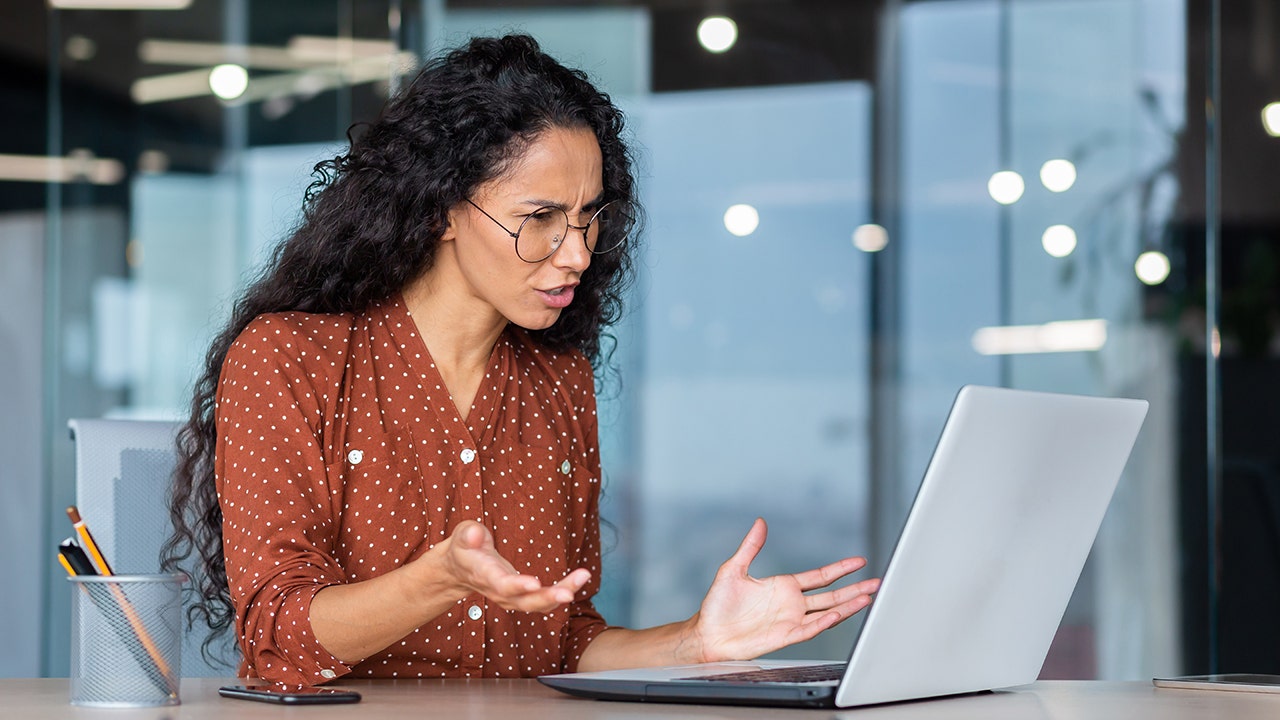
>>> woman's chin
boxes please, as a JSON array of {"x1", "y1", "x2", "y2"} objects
[{"x1": 509, "y1": 308, "x2": 564, "y2": 332}]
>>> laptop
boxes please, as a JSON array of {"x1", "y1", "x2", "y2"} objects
[{"x1": 539, "y1": 385, "x2": 1149, "y2": 708}]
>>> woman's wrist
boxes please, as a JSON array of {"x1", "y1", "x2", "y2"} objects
[
  {"x1": 678, "y1": 613, "x2": 712, "y2": 665},
  {"x1": 400, "y1": 539, "x2": 470, "y2": 613}
]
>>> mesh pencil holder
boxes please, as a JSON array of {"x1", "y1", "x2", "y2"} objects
[{"x1": 69, "y1": 573, "x2": 184, "y2": 707}]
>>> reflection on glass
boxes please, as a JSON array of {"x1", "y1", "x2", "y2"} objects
[
  {"x1": 852, "y1": 223, "x2": 888, "y2": 253},
  {"x1": 723, "y1": 203, "x2": 759, "y2": 237},
  {"x1": 697, "y1": 16, "x2": 738, "y2": 53},
  {"x1": 1041, "y1": 224, "x2": 1077, "y2": 258},
  {"x1": 208, "y1": 64, "x2": 248, "y2": 100},
  {"x1": 987, "y1": 170, "x2": 1025, "y2": 204},
  {"x1": 1261, "y1": 102, "x2": 1280, "y2": 137},
  {"x1": 1134, "y1": 250, "x2": 1171, "y2": 285},
  {"x1": 1039, "y1": 159, "x2": 1077, "y2": 192},
  {"x1": 971, "y1": 319, "x2": 1108, "y2": 356}
]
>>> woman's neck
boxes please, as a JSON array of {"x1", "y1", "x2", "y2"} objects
[{"x1": 402, "y1": 257, "x2": 508, "y2": 418}]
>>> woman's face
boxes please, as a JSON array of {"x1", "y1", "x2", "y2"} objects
[{"x1": 445, "y1": 125, "x2": 604, "y2": 331}]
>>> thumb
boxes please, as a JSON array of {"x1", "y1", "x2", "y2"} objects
[
  {"x1": 453, "y1": 521, "x2": 489, "y2": 550},
  {"x1": 725, "y1": 517, "x2": 767, "y2": 573}
]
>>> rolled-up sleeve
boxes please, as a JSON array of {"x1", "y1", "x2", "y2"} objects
[{"x1": 215, "y1": 315, "x2": 352, "y2": 684}]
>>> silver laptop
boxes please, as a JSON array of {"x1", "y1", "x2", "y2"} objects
[{"x1": 540, "y1": 385, "x2": 1149, "y2": 708}]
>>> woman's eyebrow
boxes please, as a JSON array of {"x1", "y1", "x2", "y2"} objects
[{"x1": 516, "y1": 192, "x2": 607, "y2": 211}]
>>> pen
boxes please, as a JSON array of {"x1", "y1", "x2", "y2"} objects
[{"x1": 59, "y1": 538, "x2": 96, "y2": 576}]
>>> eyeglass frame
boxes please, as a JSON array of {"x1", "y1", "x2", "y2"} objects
[{"x1": 464, "y1": 198, "x2": 628, "y2": 264}]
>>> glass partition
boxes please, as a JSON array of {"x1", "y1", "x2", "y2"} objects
[{"x1": 10, "y1": 0, "x2": 1265, "y2": 681}]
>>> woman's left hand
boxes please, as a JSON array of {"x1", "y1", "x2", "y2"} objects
[{"x1": 691, "y1": 517, "x2": 880, "y2": 663}]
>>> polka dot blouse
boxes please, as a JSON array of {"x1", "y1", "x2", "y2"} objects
[{"x1": 213, "y1": 295, "x2": 608, "y2": 684}]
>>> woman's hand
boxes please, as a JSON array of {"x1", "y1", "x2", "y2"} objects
[
  {"x1": 691, "y1": 517, "x2": 880, "y2": 663},
  {"x1": 439, "y1": 520, "x2": 591, "y2": 613}
]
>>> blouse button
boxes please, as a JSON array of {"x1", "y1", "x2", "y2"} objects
[
  {"x1": 347, "y1": 449, "x2": 363, "y2": 465},
  {"x1": 319, "y1": 669, "x2": 337, "y2": 679},
  {"x1": 560, "y1": 460, "x2": 571, "y2": 474},
  {"x1": 460, "y1": 448, "x2": 477, "y2": 464},
  {"x1": 467, "y1": 605, "x2": 483, "y2": 621}
]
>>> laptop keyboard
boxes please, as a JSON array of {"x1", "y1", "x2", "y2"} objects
[{"x1": 678, "y1": 663, "x2": 847, "y2": 684}]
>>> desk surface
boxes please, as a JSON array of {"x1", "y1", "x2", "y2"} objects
[{"x1": 3, "y1": 678, "x2": 1275, "y2": 719}]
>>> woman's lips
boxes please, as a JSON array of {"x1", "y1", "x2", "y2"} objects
[{"x1": 536, "y1": 285, "x2": 576, "y2": 309}]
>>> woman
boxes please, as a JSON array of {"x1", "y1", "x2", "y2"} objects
[{"x1": 165, "y1": 34, "x2": 879, "y2": 685}]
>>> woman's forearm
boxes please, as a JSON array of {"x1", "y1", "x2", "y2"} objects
[
  {"x1": 575, "y1": 617, "x2": 707, "y2": 673},
  {"x1": 309, "y1": 544, "x2": 464, "y2": 663}
]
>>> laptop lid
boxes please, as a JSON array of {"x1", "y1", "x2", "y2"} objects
[
  {"x1": 540, "y1": 385, "x2": 1149, "y2": 709},
  {"x1": 835, "y1": 385, "x2": 1147, "y2": 706}
]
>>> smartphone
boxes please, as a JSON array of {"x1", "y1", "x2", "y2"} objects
[
  {"x1": 219, "y1": 684, "x2": 362, "y2": 704},
  {"x1": 1153, "y1": 674, "x2": 1280, "y2": 694}
]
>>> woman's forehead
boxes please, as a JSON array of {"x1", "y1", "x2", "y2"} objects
[{"x1": 483, "y1": 126, "x2": 604, "y2": 202}]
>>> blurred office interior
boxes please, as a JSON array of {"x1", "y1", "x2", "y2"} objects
[{"x1": 1, "y1": 0, "x2": 1278, "y2": 682}]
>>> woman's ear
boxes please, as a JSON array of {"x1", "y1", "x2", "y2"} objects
[{"x1": 440, "y1": 204, "x2": 462, "y2": 244}]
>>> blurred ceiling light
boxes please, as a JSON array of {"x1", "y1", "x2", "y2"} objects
[
  {"x1": 1041, "y1": 224, "x2": 1078, "y2": 258},
  {"x1": 0, "y1": 151, "x2": 124, "y2": 185},
  {"x1": 137, "y1": 149, "x2": 169, "y2": 174},
  {"x1": 128, "y1": 50, "x2": 414, "y2": 105},
  {"x1": 1039, "y1": 158, "x2": 1077, "y2": 192},
  {"x1": 140, "y1": 39, "x2": 309, "y2": 71},
  {"x1": 852, "y1": 223, "x2": 889, "y2": 252},
  {"x1": 697, "y1": 16, "x2": 738, "y2": 53},
  {"x1": 65, "y1": 35, "x2": 96, "y2": 61},
  {"x1": 723, "y1": 204, "x2": 759, "y2": 237},
  {"x1": 287, "y1": 35, "x2": 398, "y2": 61},
  {"x1": 140, "y1": 36, "x2": 398, "y2": 69},
  {"x1": 209, "y1": 64, "x2": 249, "y2": 100},
  {"x1": 987, "y1": 170, "x2": 1025, "y2": 205},
  {"x1": 1135, "y1": 250, "x2": 1171, "y2": 285},
  {"x1": 49, "y1": 0, "x2": 190, "y2": 8},
  {"x1": 233, "y1": 53, "x2": 417, "y2": 104},
  {"x1": 1262, "y1": 102, "x2": 1280, "y2": 137},
  {"x1": 132, "y1": 68, "x2": 216, "y2": 103},
  {"x1": 972, "y1": 319, "x2": 1107, "y2": 355}
]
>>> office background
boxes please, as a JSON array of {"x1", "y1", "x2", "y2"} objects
[{"x1": 1, "y1": 0, "x2": 1276, "y2": 682}]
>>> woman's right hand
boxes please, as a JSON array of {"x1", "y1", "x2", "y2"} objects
[
  {"x1": 437, "y1": 520, "x2": 591, "y2": 613},
  {"x1": 311, "y1": 520, "x2": 589, "y2": 664}
]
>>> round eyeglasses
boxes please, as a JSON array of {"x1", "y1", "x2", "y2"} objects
[{"x1": 466, "y1": 199, "x2": 633, "y2": 263}]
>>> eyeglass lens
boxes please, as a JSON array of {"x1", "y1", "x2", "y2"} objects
[{"x1": 515, "y1": 202, "x2": 632, "y2": 262}]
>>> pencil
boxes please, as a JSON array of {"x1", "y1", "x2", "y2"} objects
[
  {"x1": 63, "y1": 508, "x2": 178, "y2": 699},
  {"x1": 66, "y1": 506, "x2": 114, "y2": 576},
  {"x1": 57, "y1": 552, "x2": 78, "y2": 578}
]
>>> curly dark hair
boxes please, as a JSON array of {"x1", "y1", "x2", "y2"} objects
[{"x1": 161, "y1": 34, "x2": 639, "y2": 660}]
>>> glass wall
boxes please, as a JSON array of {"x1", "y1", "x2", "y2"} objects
[{"x1": 5, "y1": 0, "x2": 1278, "y2": 681}]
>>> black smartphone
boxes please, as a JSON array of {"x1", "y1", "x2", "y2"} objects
[{"x1": 219, "y1": 684, "x2": 362, "y2": 704}]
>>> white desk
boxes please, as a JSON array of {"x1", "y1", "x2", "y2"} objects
[{"x1": 1, "y1": 678, "x2": 1274, "y2": 719}]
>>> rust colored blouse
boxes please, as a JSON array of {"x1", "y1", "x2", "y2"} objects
[{"x1": 214, "y1": 295, "x2": 608, "y2": 684}]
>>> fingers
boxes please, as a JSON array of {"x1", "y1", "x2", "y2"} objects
[
  {"x1": 802, "y1": 578, "x2": 881, "y2": 613},
  {"x1": 788, "y1": 592, "x2": 877, "y2": 646},
  {"x1": 790, "y1": 556, "x2": 869, "y2": 592},
  {"x1": 489, "y1": 569, "x2": 591, "y2": 613}
]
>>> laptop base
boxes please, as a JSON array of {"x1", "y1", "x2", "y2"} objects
[{"x1": 537, "y1": 675, "x2": 837, "y2": 709}]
